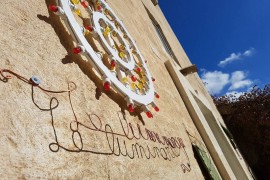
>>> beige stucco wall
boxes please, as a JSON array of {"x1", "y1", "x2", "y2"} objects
[
  {"x1": 141, "y1": 0, "x2": 192, "y2": 68},
  {"x1": 0, "y1": 0, "x2": 209, "y2": 179}
]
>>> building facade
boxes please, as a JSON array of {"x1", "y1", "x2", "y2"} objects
[{"x1": 0, "y1": 0, "x2": 253, "y2": 179}]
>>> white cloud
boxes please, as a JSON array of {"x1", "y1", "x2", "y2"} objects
[
  {"x1": 200, "y1": 68, "x2": 206, "y2": 73},
  {"x1": 218, "y1": 53, "x2": 241, "y2": 67},
  {"x1": 225, "y1": 91, "x2": 244, "y2": 99},
  {"x1": 229, "y1": 71, "x2": 253, "y2": 91},
  {"x1": 201, "y1": 71, "x2": 230, "y2": 94},
  {"x1": 243, "y1": 48, "x2": 255, "y2": 57},
  {"x1": 201, "y1": 70, "x2": 253, "y2": 95},
  {"x1": 218, "y1": 48, "x2": 255, "y2": 67}
]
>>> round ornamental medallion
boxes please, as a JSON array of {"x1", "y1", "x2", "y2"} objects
[{"x1": 49, "y1": 0, "x2": 159, "y2": 117}]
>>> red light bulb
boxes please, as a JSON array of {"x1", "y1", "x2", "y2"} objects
[
  {"x1": 73, "y1": 47, "x2": 82, "y2": 54},
  {"x1": 155, "y1": 92, "x2": 160, "y2": 99},
  {"x1": 85, "y1": 25, "x2": 94, "y2": 32},
  {"x1": 49, "y1": 4, "x2": 58, "y2": 12},
  {"x1": 81, "y1": 1, "x2": 88, "y2": 8},
  {"x1": 128, "y1": 104, "x2": 134, "y2": 112},
  {"x1": 154, "y1": 106, "x2": 159, "y2": 112},
  {"x1": 136, "y1": 67, "x2": 141, "y2": 73},
  {"x1": 103, "y1": 81, "x2": 110, "y2": 91},
  {"x1": 111, "y1": 60, "x2": 116, "y2": 67},
  {"x1": 97, "y1": 5, "x2": 102, "y2": 11},
  {"x1": 131, "y1": 75, "x2": 136, "y2": 82},
  {"x1": 146, "y1": 111, "x2": 153, "y2": 118}
]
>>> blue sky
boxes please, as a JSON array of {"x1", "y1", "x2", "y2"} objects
[{"x1": 159, "y1": 0, "x2": 270, "y2": 96}]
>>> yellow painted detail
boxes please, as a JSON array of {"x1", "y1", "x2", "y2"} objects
[
  {"x1": 96, "y1": 1, "x2": 101, "y2": 6},
  {"x1": 141, "y1": 77, "x2": 146, "y2": 84},
  {"x1": 103, "y1": 26, "x2": 111, "y2": 36},
  {"x1": 138, "y1": 83, "x2": 143, "y2": 90},
  {"x1": 119, "y1": 51, "x2": 125, "y2": 59},
  {"x1": 131, "y1": 83, "x2": 136, "y2": 90},
  {"x1": 84, "y1": 29, "x2": 90, "y2": 35},
  {"x1": 140, "y1": 71, "x2": 145, "y2": 76},
  {"x1": 74, "y1": 9, "x2": 81, "y2": 16},
  {"x1": 122, "y1": 77, "x2": 128, "y2": 83},
  {"x1": 71, "y1": 0, "x2": 80, "y2": 4}
]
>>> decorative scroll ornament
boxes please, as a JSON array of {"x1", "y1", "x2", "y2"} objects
[{"x1": 49, "y1": 0, "x2": 159, "y2": 117}]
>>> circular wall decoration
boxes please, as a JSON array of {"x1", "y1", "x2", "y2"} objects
[{"x1": 49, "y1": 0, "x2": 159, "y2": 118}]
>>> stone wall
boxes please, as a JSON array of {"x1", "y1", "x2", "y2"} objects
[{"x1": 0, "y1": 0, "x2": 205, "y2": 179}]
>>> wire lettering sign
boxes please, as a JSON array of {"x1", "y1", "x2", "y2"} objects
[
  {"x1": 0, "y1": 68, "x2": 191, "y2": 173},
  {"x1": 50, "y1": 110, "x2": 188, "y2": 161}
]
